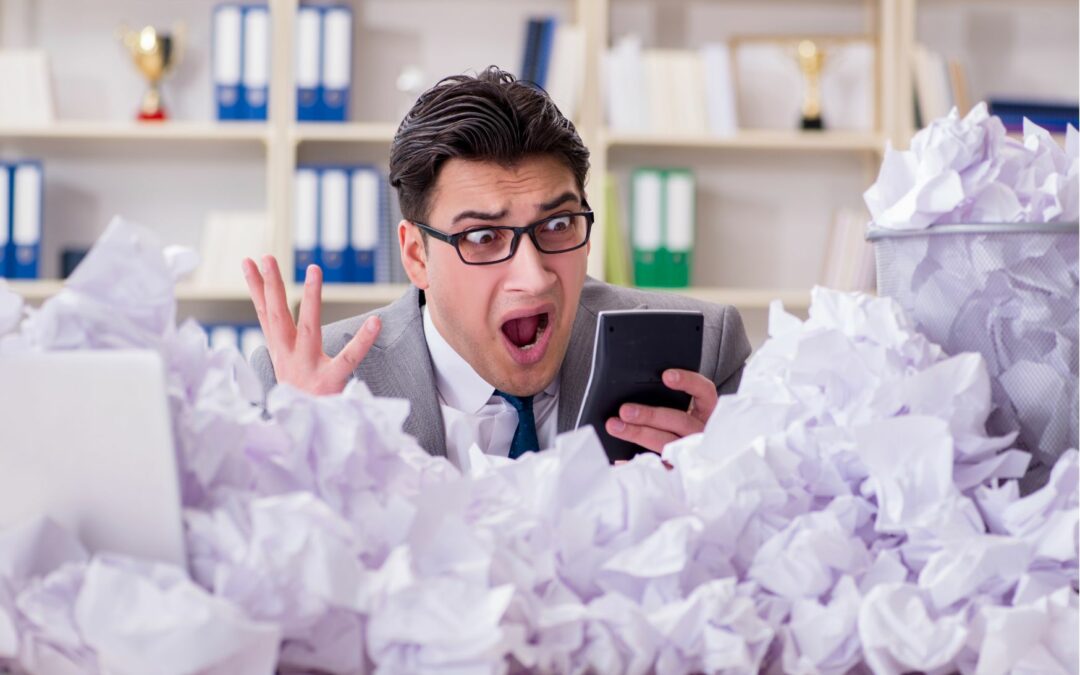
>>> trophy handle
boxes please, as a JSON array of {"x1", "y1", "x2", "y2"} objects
[{"x1": 170, "y1": 22, "x2": 187, "y2": 70}]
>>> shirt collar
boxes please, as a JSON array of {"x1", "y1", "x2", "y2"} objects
[{"x1": 422, "y1": 305, "x2": 558, "y2": 414}]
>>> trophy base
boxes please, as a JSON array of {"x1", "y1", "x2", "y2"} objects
[
  {"x1": 801, "y1": 116, "x2": 824, "y2": 130},
  {"x1": 138, "y1": 108, "x2": 167, "y2": 122}
]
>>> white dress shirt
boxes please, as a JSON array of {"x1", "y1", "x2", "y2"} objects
[{"x1": 422, "y1": 306, "x2": 559, "y2": 470}]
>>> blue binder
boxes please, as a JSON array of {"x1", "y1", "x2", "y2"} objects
[
  {"x1": 318, "y1": 167, "x2": 350, "y2": 283},
  {"x1": 294, "y1": 167, "x2": 319, "y2": 283},
  {"x1": 534, "y1": 18, "x2": 557, "y2": 89},
  {"x1": 295, "y1": 5, "x2": 322, "y2": 121},
  {"x1": 213, "y1": 4, "x2": 245, "y2": 120},
  {"x1": 0, "y1": 163, "x2": 10, "y2": 278},
  {"x1": 10, "y1": 161, "x2": 42, "y2": 280},
  {"x1": 241, "y1": 4, "x2": 270, "y2": 120},
  {"x1": 319, "y1": 6, "x2": 352, "y2": 121},
  {"x1": 350, "y1": 166, "x2": 381, "y2": 283}
]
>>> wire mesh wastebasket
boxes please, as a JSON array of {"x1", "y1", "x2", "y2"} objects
[{"x1": 867, "y1": 222, "x2": 1079, "y2": 485}]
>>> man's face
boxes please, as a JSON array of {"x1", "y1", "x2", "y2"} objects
[{"x1": 399, "y1": 155, "x2": 589, "y2": 397}]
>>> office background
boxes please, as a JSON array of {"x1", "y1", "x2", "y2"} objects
[{"x1": 0, "y1": 0, "x2": 1077, "y2": 348}]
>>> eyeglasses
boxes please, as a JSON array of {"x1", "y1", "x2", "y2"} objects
[{"x1": 412, "y1": 211, "x2": 594, "y2": 265}]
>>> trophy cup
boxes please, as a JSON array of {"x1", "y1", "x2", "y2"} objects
[
  {"x1": 795, "y1": 39, "x2": 825, "y2": 130},
  {"x1": 118, "y1": 24, "x2": 184, "y2": 121}
]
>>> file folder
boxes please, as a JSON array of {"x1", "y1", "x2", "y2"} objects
[
  {"x1": 295, "y1": 5, "x2": 322, "y2": 121},
  {"x1": 319, "y1": 168, "x2": 349, "y2": 282},
  {"x1": 241, "y1": 5, "x2": 271, "y2": 120},
  {"x1": 350, "y1": 167, "x2": 380, "y2": 283},
  {"x1": 663, "y1": 169, "x2": 694, "y2": 287},
  {"x1": 10, "y1": 161, "x2": 42, "y2": 280},
  {"x1": 208, "y1": 324, "x2": 241, "y2": 352},
  {"x1": 294, "y1": 167, "x2": 319, "y2": 283},
  {"x1": 0, "y1": 163, "x2": 9, "y2": 278},
  {"x1": 320, "y1": 6, "x2": 352, "y2": 121},
  {"x1": 213, "y1": 4, "x2": 245, "y2": 120},
  {"x1": 630, "y1": 169, "x2": 663, "y2": 287}
]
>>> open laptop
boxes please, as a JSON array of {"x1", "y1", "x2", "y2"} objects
[{"x1": 0, "y1": 350, "x2": 187, "y2": 569}]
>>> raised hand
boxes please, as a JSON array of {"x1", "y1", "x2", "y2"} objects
[{"x1": 242, "y1": 255, "x2": 381, "y2": 395}]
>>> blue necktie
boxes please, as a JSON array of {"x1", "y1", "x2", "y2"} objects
[{"x1": 495, "y1": 390, "x2": 539, "y2": 459}]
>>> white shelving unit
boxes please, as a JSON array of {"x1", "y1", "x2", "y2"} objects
[{"x1": 1, "y1": 0, "x2": 1075, "y2": 341}]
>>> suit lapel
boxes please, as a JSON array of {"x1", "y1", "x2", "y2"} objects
[
  {"x1": 557, "y1": 296, "x2": 598, "y2": 433},
  {"x1": 355, "y1": 287, "x2": 447, "y2": 458}
]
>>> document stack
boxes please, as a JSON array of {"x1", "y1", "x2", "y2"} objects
[
  {"x1": 630, "y1": 168, "x2": 695, "y2": 288},
  {"x1": 0, "y1": 160, "x2": 43, "y2": 279},
  {"x1": 294, "y1": 165, "x2": 405, "y2": 285},
  {"x1": 295, "y1": 5, "x2": 353, "y2": 121},
  {"x1": 213, "y1": 4, "x2": 271, "y2": 120}
]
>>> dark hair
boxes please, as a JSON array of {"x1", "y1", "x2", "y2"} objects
[{"x1": 389, "y1": 66, "x2": 590, "y2": 225}]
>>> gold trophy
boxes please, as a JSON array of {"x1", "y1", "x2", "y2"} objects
[
  {"x1": 795, "y1": 39, "x2": 825, "y2": 130},
  {"x1": 118, "y1": 24, "x2": 184, "y2": 121}
]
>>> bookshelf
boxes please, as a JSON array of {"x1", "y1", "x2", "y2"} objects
[{"x1": 1, "y1": 0, "x2": 1075, "y2": 345}]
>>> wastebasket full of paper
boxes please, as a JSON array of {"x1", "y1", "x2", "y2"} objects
[{"x1": 864, "y1": 104, "x2": 1079, "y2": 485}]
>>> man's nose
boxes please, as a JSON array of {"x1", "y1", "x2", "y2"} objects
[{"x1": 504, "y1": 234, "x2": 556, "y2": 293}]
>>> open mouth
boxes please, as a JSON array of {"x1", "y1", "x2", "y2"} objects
[{"x1": 499, "y1": 311, "x2": 553, "y2": 365}]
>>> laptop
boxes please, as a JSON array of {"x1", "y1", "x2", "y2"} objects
[{"x1": 0, "y1": 350, "x2": 187, "y2": 569}]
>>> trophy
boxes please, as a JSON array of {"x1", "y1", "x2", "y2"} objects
[
  {"x1": 118, "y1": 24, "x2": 184, "y2": 121},
  {"x1": 795, "y1": 39, "x2": 825, "y2": 130}
]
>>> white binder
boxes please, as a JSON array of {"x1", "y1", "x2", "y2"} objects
[
  {"x1": 295, "y1": 6, "x2": 322, "y2": 120},
  {"x1": 11, "y1": 162, "x2": 42, "y2": 279},
  {"x1": 241, "y1": 5, "x2": 271, "y2": 120},
  {"x1": 293, "y1": 168, "x2": 319, "y2": 282},
  {"x1": 318, "y1": 168, "x2": 350, "y2": 282},
  {"x1": 212, "y1": 4, "x2": 244, "y2": 120},
  {"x1": 320, "y1": 7, "x2": 352, "y2": 121}
]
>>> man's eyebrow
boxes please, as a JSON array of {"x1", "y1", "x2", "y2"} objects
[
  {"x1": 451, "y1": 208, "x2": 509, "y2": 225},
  {"x1": 539, "y1": 191, "x2": 580, "y2": 212}
]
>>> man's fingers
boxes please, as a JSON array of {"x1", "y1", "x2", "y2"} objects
[
  {"x1": 605, "y1": 417, "x2": 679, "y2": 454},
  {"x1": 241, "y1": 258, "x2": 270, "y2": 334},
  {"x1": 663, "y1": 369, "x2": 719, "y2": 422},
  {"x1": 616, "y1": 402, "x2": 705, "y2": 439},
  {"x1": 331, "y1": 315, "x2": 381, "y2": 382},
  {"x1": 296, "y1": 265, "x2": 323, "y2": 353},
  {"x1": 260, "y1": 255, "x2": 297, "y2": 349}
]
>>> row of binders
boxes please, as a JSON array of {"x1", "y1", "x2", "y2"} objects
[
  {"x1": 0, "y1": 161, "x2": 43, "y2": 279},
  {"x1": 213, "y1": 4, "x2": 271, "y2": 120},
  {"x1": 294, "y1": 165, "x2": 406, "y2": 285},
  {"x1": 213, "y1": 4, "x2": 353, "y2": 121},
  {"x1": 206, "y1": 323, "x2": 266, "y2": 360},
  {"x1": 629, "y1": 169, "x2": 695, "y2": 288}
]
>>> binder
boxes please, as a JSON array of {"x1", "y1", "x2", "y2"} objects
[
  {"x1": 534, "y1": 18, "x2": 556, "y2": 89},
  {"x1": 0, "y1": 163, "x2": 9, "y2": 278},
  {"x1": 318, "y1": 168, "x2": 349, "y2": 283},
  {"x1": 212, "y1": 4, "x2": 245, "y2": 120},
  {"x1": 10, "y1": 161, "x2": 42, "y2": 280},
  {"x1": 630, "y1": 169, "x2": 663, "y2": 287},
  {"x1": 663, "y1": 169, "x2": 694, "y2": 287},
  {"x1": 320, "y1": 6, "x2": 352, "y2": 122},
  {"x1": 350, "y1": 167, "x2": 380, "y2": 283},
  {"x1": 521, "y1": 19, "x2": 542, "y2": 83},
  {"x1": 295, "y1": 5, "x2": 322, "y2": 121},
  {"x1": 241, "y1": 5, "x2": 271, "y2": 120},
  {"x1": 208, "y1": 324, "x2": 241, "y2": 352},
  {"x1": 294, "y1": 167, "x2": 319, "y2": 283}
]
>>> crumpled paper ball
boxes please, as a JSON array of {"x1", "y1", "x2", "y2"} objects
[{"x1": 0, "y1": 217, "x2": 1076, "y2": 675}]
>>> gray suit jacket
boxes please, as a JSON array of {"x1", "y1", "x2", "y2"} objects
[{"x1": 251, "y1": 278, "x2": 752, "y2": 458}]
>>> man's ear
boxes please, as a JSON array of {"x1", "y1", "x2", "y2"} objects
[{"x1": 399, "y1": 220, "x2": 429, "y2": 289}]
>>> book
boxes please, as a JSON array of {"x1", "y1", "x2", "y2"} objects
[
  {"x1": 194, "y1": 210, "x2": 270, "y2": 289},
  {"x1": 602, "y1": 173, "x2": 632, "y2": 287},
  {"x1": 241, "y1": 5, "x2": 270, "y2": 120},
  {"x1": 295, "y1": 6, "x2": 322, "y2": 121},
  {"x1": 294, "y1": 168, "x2": 319, "y2": 283},
  {"x1": 544, "y1": 22, "x2": 585, "y2": 121},
  {"x1": 319, "y1": 168, "x2": 350, "y2": 282},
  {"x1": 10, "y1": 161, "x2": 42, "y2": 279},
  {"x1": 0, "y1": 50, "x2": 55, "y2": 126},
  {"x1": 212, "y1": 4, "x2": 245, "y2": 120},
  {"x1": 604, "y1": 35, "x2": 647, "y2": 132},
  {"x1": 821, "y1": 207, "x2": 875, "y2": 292},
  {"x1": 701, "y1": 43, "x2": 738, "y2": 136},
  {"x1": 988, "y1": 99, "x2": 1079, "y2": 133},
  {"x1": 320, "y1": 6, "x2": 353, "y2": 122},
  {"x1": 913, "y1": 44, "x2": 952, "y2": 128}
]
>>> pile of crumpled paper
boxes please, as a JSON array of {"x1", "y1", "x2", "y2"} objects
[
  {"x1": 0, "y1": 218, "x2": 1076, "y2": 675},
  {"x1": 863, "y1": 105, "x2": 1078, "y2": 486}
]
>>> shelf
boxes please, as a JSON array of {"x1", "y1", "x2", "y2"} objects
[
  {"x1": 604, "y1": 129, "x2": 887, "y2": 153},
  {"x1": 3, "y1": 279, "x2": 63, "y2": 301},
  {"x1": 0, "y1": 121, "x2": 269, "y2": 143},
  {"x1": 4, "y1": 280, "x2": 262, "y2": 303},
  {"x1": 316, "y1": 283, "x2": 410, "y2": 305},
  {"x1": 292, "y1": 122, "x2": 399, "y2": 145},
  {"x1": 645, "y1": 286, "x2": 812, "y2": 311}
]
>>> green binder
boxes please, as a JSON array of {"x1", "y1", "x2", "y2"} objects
[{"x1": 630, "y1": 168, "x2": 695, "y2": 288}]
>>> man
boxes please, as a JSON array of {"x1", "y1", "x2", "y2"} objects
[{"x1": 245, "y1": 67, "x2": 751, "y2": 468}]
